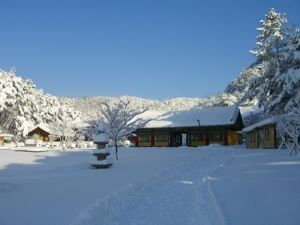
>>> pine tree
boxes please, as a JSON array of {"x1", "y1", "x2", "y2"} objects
[
  {"x1": 266, "y1": 27, "x2": 300, "y2": 113},
  {"x1": 249, "y1": 8, "x2": 300, "y2": 114},
  {"x1": 250, "y1": 8, "x2": 288, "y2": 66}
]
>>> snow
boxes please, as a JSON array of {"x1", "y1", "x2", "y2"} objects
[
  {"x1": 242, "y1": 117, "x2": 276, "y2": 132},
  {"x1": 93, "y1": 133, "x2": 109, "y2": 143},
  {"x1": 29, "y1": 123, "x2": 60, "y2": 136},
  {"x1": 295, "y1": 50, "x2": 300, "y2": 60},
  {"x1": 93, "y1": 148, "x2": 110, "y2": 154},
  {"x1": 0, "y1": 147, "x2": 299, "y2": 225},
  {"x1": 91, "y1": 156, "x2": 113, "y2": 165},
  {"x1": 210, "y1": 150, "x2": 300, "y2": 225},
  {"x1": 139, "y1": 105, "x2": 240, "y2": 128},
  {"x1": 0, "y1": 133, "x2": 14, "y2": 137},
  {"x1": 0, "y1": 69, "x2": 80, "y2": 136}
]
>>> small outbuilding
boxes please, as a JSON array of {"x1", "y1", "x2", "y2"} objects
[
  {"x1": 27, "y1": 124, "x2": 60, "y2": 142},
  {"x1": 0, "y1": 133, "x2": 14, "y2": 145},
  {"x1": 243, "y1": 118, "x2": 278, "y2": 149}
]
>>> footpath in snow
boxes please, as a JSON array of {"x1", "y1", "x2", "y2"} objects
[
  {"x1": 0, "y1": 148, "x2": 212, "y2": 225},
  {"x1": 72, "y1": 148, "x2": 238, "y2": 225}
]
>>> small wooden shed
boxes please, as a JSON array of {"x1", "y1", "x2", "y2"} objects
[
  {"x1": 0, "y1": 133, "x2": 14, "y2": 145},
  {"x1": 243, "y1": 118, "x2": 278, "y2": 149},
  {"x1": 27, "y1": 124, "x2": 60, "y2": 142}
]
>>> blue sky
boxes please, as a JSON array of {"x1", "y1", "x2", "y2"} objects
[{"x1": 0, "y1": 0, "x2": 299, "y2": 99}]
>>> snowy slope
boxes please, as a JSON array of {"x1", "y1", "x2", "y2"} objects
[{"x1": 59, "y1": 94, "x2": 239, "y2": 122}]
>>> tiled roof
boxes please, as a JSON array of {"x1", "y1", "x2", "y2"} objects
[{"x1": 139, "y1": 105, "x2": 240, "y2": 128}]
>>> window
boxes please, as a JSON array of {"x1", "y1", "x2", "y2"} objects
[
  {"x1": 155, "y1": 134, "x2": 168, "y2": 142},
  {"x1": 252, "y1": 133, "x2": 256, "y2": 142},
  {"x1": 191, "y1": 133, "x2": 205, "y2": 141},
  {"x1": 265, "y1": 128, "x2": 270, "y2": 141},
  {"x1": 249, "y1": 132, "x2": 256, "y2": 143},
  {"x1": 139, "y1": 134, "x2": 151, "y2": 142},
  {"x1": 210, "y1": 133, "x2": 224, "y2": 141}
]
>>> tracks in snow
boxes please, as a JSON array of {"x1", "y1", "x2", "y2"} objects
[{"x1": 71, "y1": 148, "x2": 239, "y2": 225}]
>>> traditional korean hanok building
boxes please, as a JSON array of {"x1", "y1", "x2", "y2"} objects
[
  {"x1": 27, "y1": 124, "x2": 61, "y2": 142},
  {"x1": 243, "y1": 118, "x2": 278, "y2": 149},
  {"x1": 135, "y1": 106, "x2": 244, "y2": 147}
]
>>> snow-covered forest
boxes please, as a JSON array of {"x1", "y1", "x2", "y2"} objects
[{"x1": 0, "y1": 68, "x2": 80, "y2": 136}]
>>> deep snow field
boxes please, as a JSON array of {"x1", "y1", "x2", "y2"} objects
[{"x1": 0, "y1": 147, "x2": 299, "y2": 225}]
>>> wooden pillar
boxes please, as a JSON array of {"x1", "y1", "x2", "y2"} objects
[
  {"x1": 273, "y1": 124, "x2": 277, "y2": 148},
  {"x1": 136, "y1": 134, "x2": 139, "y2": 147},
  {"x1": 206, "y1": 131, "x2": 209, "y2": 145},
  {"x1": 256, "y1": 129, "x2": 259, "y2": 148},
  {"x1": 151, "y1": 133, "x2": 155, "y2": 147}
]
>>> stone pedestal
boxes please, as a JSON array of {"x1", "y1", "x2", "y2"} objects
[{"x1": 91, "y1": 149, "x2": 113, "y2": 169}]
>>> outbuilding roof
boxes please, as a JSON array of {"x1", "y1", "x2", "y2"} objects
[
  {"x1": 28, "y1": 123, "x2": 75, "y2": 137},
  {"x1": 242, "y1": 117, "x2": 276, "y2": 132},
  {"x1": 32, "y1": 124, "x2": 59, "y2": 135},
  {"x1": 0, "y1": 133, "x2": 14, "y2": 137},
  {"x1": 139, "y1": 105, "x2": 241, "y2": 128}
]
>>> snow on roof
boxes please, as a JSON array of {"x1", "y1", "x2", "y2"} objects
[
  {"x1": 93, "y1": 133, "x2": 109, "y2": 143},
  {"x1": 29, "y1": 123, "x2": 59, "y2": 136},
  {"x1": 29, "y1": 123, "x2": 75, "y2": 137},
  {"x1": 139, "y1": 106, "x2": 240, "y2": 128},
  {"x1": 69, "y1": 120, "x2": 90, "y2": 129},
  {"x1": 242, "y1": 117, "x2": 276, "y2": 132},
  {"x1": 0, "y1": 133, "x2": 14, "y2": 137}
]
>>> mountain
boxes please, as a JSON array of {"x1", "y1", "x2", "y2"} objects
[
  {"x1": 0, "y1": 69, "x2": 80, "y2": 136},
  {"x1": 58, "y1": 93, "x2": 239, "y2": 122}
]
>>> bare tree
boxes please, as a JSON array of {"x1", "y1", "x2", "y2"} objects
[
  {"x1": 50, "y1": 120, "x2": 76, "y2": 150},
  {"x1": 99, "y1": 100, "x2": 149, "y2": 160},
  {"x1": 84, "y1": 120, "x2": 101, "y2": 141}
]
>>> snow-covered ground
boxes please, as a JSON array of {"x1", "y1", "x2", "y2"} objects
[{"x1": 0, "y1": 147, "x2": 299, "y2": 225}]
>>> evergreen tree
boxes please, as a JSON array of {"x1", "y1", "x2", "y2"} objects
[
  {"x1": 249, "y1": 8, "x2": 300, "y2": 114},
  {"x1": 266, "y1": 28, "x2": 300, "y2": 113},
  {"x1": 250, "y1": 8, "x2": 288, "y2": 66}
]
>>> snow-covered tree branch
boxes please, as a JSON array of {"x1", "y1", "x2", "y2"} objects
[{"x1": 276, "y1": 111, "x2": 300, "y2": 156}]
